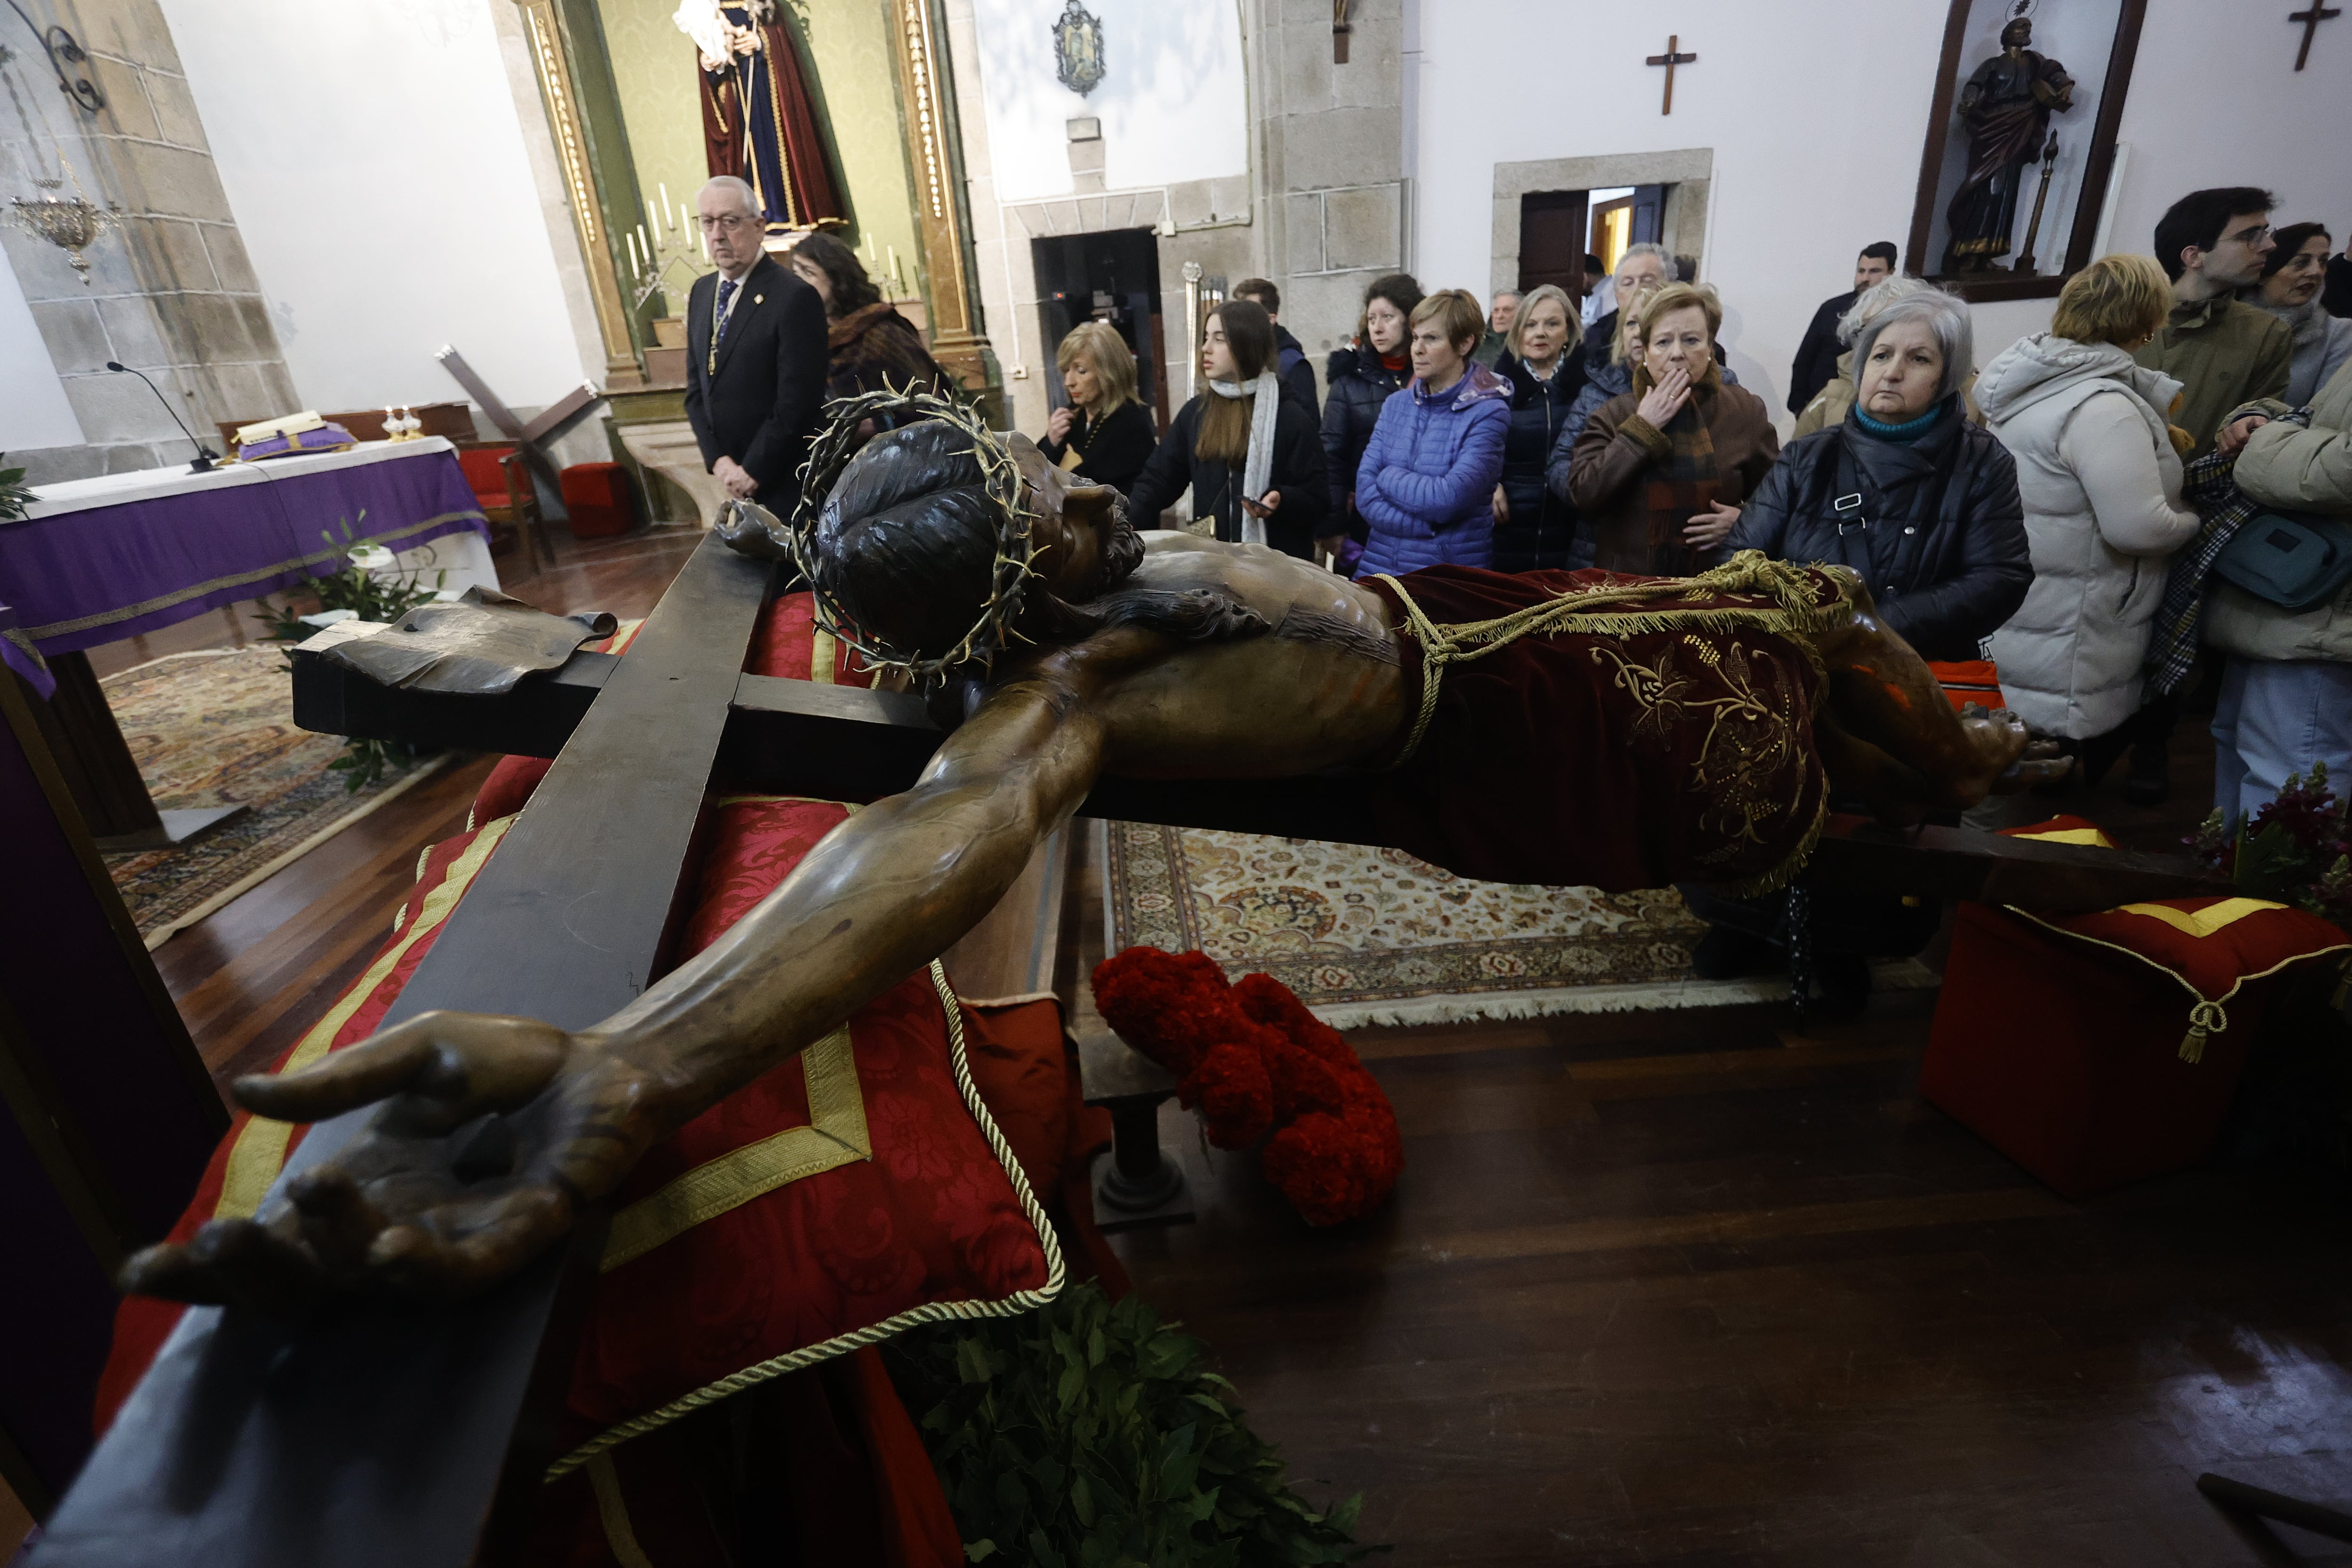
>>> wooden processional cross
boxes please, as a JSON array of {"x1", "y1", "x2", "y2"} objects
[
  {"x1": 1646, "y1": 33, "x2": 1698, "y2": 114},
  {"x1": 30, "y1": 534, "x2": 2235, "y2": 1567},
  {"x1": 2290, "y1": 1, "x2": 2340, "y2": 68}
]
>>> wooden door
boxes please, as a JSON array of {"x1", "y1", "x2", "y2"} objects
[{"x1": 1518, "y1": 190, "x2": 1589, "y2": 298}]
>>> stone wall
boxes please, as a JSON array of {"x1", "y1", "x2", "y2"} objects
[{"x1": 1, "y1": 0, "x2": 297, "y2": 482}]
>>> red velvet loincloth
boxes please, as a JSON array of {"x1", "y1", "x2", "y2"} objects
[{"x1": 1361, "y1": 561, "x2": 1850, "y2": 894}]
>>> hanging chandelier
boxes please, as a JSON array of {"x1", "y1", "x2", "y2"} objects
[{"x1": 7, "y1": 167, "x2": 115, "y2": 282}]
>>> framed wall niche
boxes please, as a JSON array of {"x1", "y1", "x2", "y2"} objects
[{"x1": 1904, "y1": 0, "x2": 2148, "y2": 302}]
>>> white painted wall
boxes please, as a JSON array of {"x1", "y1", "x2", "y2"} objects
[
  {"x1": 1412, "y1": 0, "x2": 2352, "y2": 423},
  {"x1": 159, "y1": 0, "x2": 593, "y2": 412},
  {"x1": 969, "y1": 0, "x2": 1248, "y2": 202},
  {"x1": 0, "y1": 257, "x2": 84, "y2": 453}
]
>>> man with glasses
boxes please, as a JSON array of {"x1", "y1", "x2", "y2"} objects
[
  {"x1": 2137, "y1": 187, "x2": 2294, "y2": 459},
  {"x1": 683, "y1": 175, "x2": 827, "y2": 510}
]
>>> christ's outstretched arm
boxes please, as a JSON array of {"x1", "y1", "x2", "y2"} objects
[{"x1": 121, "y1": 665, "x2": 1112, "y2": 1310}]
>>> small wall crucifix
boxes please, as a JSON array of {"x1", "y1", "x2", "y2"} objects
[
  {"x1": 1646, "y1": 34, "x2": 1697, "y2": 115},
  {"x1": 2290, "y1": 1, "x2": 2340, "y2": 68}
]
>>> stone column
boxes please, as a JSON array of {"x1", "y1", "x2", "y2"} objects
[{"x1": 1, "y1": 0, "x2": 299, "y2": 483}]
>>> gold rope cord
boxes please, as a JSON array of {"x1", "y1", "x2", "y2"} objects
[
  {"x1": 543, "y1": 960, "x2": 1067, "y2": 1480},
  {"x1": 1374, "y1": 552, "x2": 1857, "y2": 767}
]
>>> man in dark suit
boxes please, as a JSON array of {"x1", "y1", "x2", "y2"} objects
[
  {"x1": 1786, "y1": 241, "x2": 1897, "y2": 414},
  {"x1": 684, "y1": 175, "x2": 828, "y2": 509}
]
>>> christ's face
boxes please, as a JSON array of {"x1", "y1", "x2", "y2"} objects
[
  {"x1": 2261, "y1": 234, "x2": 2332, "y2": 308},
  {"x1": 1015, "y1": 441, "x2": 1139, "y2": 603}
]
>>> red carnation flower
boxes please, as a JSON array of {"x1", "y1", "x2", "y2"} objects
[{"x1": 1181, "y1": 1039, "x2": 1274, "y2": 1149}]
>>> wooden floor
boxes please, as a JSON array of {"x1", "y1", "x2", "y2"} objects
[{"x1": 27, "y1": 530, "x2": 2350, "y2": 1566}]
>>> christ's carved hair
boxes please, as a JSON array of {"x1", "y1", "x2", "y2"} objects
[{"x1": 812, "y1": 423, "x2": 1265, "y2": 676}]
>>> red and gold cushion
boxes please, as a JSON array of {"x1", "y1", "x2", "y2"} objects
[
  {"x1": 96, "y1": 797, "x2": 1065, "y2": 1474},
  {"x1": 2008, "y1": 897, "x2": 2350, "y2": 1063},
  {"x1": 1997, "y1": 814, "x2": 2115, "y2": 850},
  {"x1": 750, "y1": 590, "x2": 879, "y2": 687}
]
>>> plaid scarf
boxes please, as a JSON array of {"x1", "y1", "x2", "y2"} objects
[
  {"x1": 2143, "y1": 444, "x2": 2266, "y2": 695},
  {"x1": 1631, "y1": 358, "x2": 1722, "y2": 576}
]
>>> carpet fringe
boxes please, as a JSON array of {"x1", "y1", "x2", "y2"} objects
[{"x1": 1306, "y1": 959, "x2": 1940, "y2": 1031}]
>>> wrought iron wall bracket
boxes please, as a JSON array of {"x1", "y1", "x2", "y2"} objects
[{"x1": 3, "y1": 0, "x2": 105, "y2": 114}]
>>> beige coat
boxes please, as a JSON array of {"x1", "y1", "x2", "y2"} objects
[
  {"x1": 2202, "y1": 357, "x2": 2352, "y2": 663},
  {"x1": 2132, "y1": 294, "x2": 2293, "y2": 457}
]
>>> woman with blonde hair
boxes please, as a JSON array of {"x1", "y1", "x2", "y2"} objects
[
  {"x1": 1039, "y1": 320, "x2": 1156, "y2": 493},
  {"x1": 1351, "y1": 288, "x2": 1512, "y2": 575},
  {"x1": 1979, "y1": 253, "x2": 2200, "y2": 774},
  {"x1": 1128, "y1": 298, "x2": 1328, "y2": 556},
  {"x1": 1489, "y1": 282, "x2": 1589, "y2": 569},
  {"x1": 1565, "y1": 281, "x2": 1780, "y2": 575}
]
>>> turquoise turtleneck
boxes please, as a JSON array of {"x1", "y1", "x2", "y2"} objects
[{"x1": 1852, "y1": 401, "x2": 1947, "y2": 444}]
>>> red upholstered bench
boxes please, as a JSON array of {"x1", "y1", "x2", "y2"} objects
[
  {"x1": 560, "y1": 461, "x2": 638, "y2": 538},
  {"x1": 1921, "y1": 818, "x2": 2351, "y2": 1196}
]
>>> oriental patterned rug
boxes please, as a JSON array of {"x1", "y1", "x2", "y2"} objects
[
  {"x1": 100, "y1": 647, "x2": 449, "y2": 947},
  {"x1": 1103, "y1": 822, "x2": 1936, "y2": 1029}
]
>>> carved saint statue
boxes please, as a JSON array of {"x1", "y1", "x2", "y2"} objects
[
  {"x1": 1941, "y1": 16, "x2": 2075, "y2": 274},
  {"x1": 673, "y1": 0, "x2": 844, "y2": 233}
]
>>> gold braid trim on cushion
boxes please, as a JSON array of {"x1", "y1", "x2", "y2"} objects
[
  {"x1": 542, "y1": 960, "x2": 1067, "y2": 1480},
  {"x1": 1375, "y1": 552, "x2": 1859, "y2": 767}
]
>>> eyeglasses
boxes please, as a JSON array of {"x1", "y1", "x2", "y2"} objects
[
  {"x1": 698, "y1": 214, "x2": 757, "y2": 234},
  {"x1": 2226, "y1": 223, "x2": 2274, "y2": 247}
]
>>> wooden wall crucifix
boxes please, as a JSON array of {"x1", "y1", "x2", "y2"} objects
[
  {"x1": 2290, "y1": 2, "x2": 2340, "y2": 68},
  {"x1": 1646, "y1": 34, "x2": 1697, "y2": 114}
]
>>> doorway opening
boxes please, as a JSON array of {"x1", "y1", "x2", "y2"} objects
[
  {"x1": 1518, "y1": 183, "x2": 1672, "y2": 305},
  {"x1": 1030, "y1": 229, "x2": 1169, "y2": 432}
]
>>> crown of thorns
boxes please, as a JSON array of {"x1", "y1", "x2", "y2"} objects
[{"x1": 788, "y1": 383, "x2": 1038, "y2": 683}]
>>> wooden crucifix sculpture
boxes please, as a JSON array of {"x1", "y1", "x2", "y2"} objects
[
  {"x1": 37, "y1": 393, "x2": 2228, "y2": 1567},
  {"x1": 1646, "y1": 34, "x2": 1697, "y2": 115}
]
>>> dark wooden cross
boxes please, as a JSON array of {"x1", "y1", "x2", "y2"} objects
[
  {"x1": 2290, "y1": 1, "x2": 2340, "y2": 68},
  {"x1": 30, "y1": 536, "x2": 2233, "y2": 1566},
  {"x1": 1646, "y1": 34, "x2": 1698, "y2": 115}
]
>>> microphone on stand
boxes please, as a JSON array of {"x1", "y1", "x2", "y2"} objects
[{"x1": 104, "y1": 361, "x2": 219, "y2": 472}]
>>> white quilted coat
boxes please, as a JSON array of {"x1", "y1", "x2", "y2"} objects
[{"x1": 1978, "y1": 334, "x2": 2200, "y2": 739}]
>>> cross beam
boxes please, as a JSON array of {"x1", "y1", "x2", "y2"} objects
[
  {"x1": 2291, "y1": 1, "x2": 2341, "y2": 68},
  {"x1": 1645, "y1": 33, "x2": 1697, "y2": 115}
]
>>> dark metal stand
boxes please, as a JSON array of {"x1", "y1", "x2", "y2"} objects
[{"x1": 1090, "y1": 1098, "x2": 1192, "y2": 1231}]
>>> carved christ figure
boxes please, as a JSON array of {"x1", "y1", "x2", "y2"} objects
[
  {"x1": 674, "y1": 0, "x2": 843, "y2": 232},
  {"x1": 1942, "y1": 16, "x2": 2074, "y2": 274},
  {"x1": 123, "y1": 396, "x2": 2062, "y2": 1310}
]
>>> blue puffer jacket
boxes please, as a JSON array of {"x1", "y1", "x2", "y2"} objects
[{"x1": 1353, "y1": 363, "x2": 1511, "y2": 576}]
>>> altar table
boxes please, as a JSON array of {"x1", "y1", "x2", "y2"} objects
[{"x1": 0, "y1": 440, "x2": 493, "y2": 845}]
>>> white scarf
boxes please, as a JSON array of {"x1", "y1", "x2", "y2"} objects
[{"x1": 1208, "y1": 371, "x2": 1282, "y2": 545}]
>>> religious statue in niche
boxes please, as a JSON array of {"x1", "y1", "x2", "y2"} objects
[
  {"x1": 672, "y1": 0, "x2": 845, "y2": 234},
  {"x1": 1941, "y1": 13, "x2": 2075, "y2": 273},
  {"x1": 1053, "y1": 0, "x2": 1104, "y2": 96}
]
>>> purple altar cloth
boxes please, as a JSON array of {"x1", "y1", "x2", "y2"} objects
[
  {"x1": 0, "y1": 605, "x2": 55, "y2": 699},
  {"x1": 0, "y1": 442, "x2": 490, "y2": 656}
]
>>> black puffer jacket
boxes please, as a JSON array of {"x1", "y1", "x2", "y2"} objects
[
  {"x1": 1492, "y1": 345, "x2": 1589, "y2": 570},
  {"x1": 1724, "y1": 399, "x2": 2031, "y2": 661},
  {"x1": 1320, "y1": 345, "x2": 1409, "y2": 540}
]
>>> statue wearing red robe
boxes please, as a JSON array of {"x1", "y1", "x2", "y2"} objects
[{"x1": 677, "y1": 0, "x2": 844, "y2": 233}]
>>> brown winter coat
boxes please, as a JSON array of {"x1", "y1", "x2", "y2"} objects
[
  {"x1": 824, "y1": 303, "x2": 950, "y2": 403},
  {"x1": 1565, "y1": 372, "x2": 1780, "y2": 573}
]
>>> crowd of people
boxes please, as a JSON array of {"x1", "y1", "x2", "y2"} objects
[{"x1": 1015, "y1": 184, "x2": 2352, "y2": 845}]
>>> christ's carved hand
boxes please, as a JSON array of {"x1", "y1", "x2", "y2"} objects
[{"x1": 118, "y1": 1015, "x2": 668, "y2": 1310}]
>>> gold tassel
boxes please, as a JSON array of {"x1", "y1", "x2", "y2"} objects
[{"x1": 2178, "y1": 1000, "x2": 2227, "y2": 1065}]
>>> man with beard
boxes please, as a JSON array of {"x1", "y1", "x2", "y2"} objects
[{"x1": 123, "y1": 391, "x2": 2058, "y2": 1311}]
